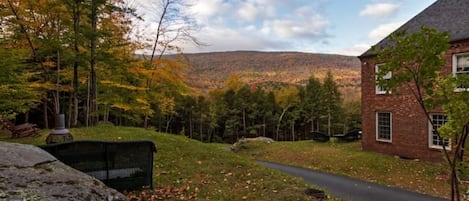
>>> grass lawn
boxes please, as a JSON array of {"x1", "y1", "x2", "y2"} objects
[
  {"x1": 235, "y1": 140, "x2": 452, "y2": 199},
  {"x1": 0, "y1": 125, "x2": 322, "y2": 201}
]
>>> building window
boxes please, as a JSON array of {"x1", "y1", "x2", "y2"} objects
[
  {"x1": 376, "y1": 112, "x2": 392, "y2": 142},
  {"x1": 375, "y1": 64, "x2": 392, "y2": 94},
  {"x1": 429, "y1": 114, "x2": 450, "y2": 149},
  {"x1": 453, "y1": 53, "x2": 469, "y2": 90}
]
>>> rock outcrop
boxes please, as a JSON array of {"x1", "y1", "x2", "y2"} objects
[{"x1": 0, "y1": 141, "x2": 127, "y2": 201}]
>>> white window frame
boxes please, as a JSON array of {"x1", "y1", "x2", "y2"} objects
[
  {"x1": 375, "y1": 64, "x2": 392, "y2": 94},
  {"x1": 452, "y1": 52, "x2": 469, "y2": 91},
  {"x1": 376, "y1": 112, "x2": 392, "y2": 142},
  {"x1": 428, "y1": 114, "x2": 451, "y2": 150}
]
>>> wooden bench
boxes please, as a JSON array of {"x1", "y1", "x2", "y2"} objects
[{"x1": 0, "y1": 118, "x2": 40, "y2": 138}]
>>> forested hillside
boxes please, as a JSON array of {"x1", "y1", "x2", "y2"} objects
[
  {"x1": 181, "y1": 51, "x2": 361, "y2": 101},
  {"x1": 0, "y1": 0, "x2": 361, "y2": 143}
]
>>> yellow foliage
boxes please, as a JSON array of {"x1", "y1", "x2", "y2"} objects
[
  {"x1": 100, "y1": 80, "x2": 148, "y2": 91},
  {"x1": 223, "y1": 74, "x2": 245, "y2": 91},
  {"x1": 111, "y1": 103, "x2": 132, "y2": 111},
  {"x1": 42, "y1": 61, "x2": 56, "y2": 68},
  {"x1": 136, "y1": 98, "x2": 150, "y2": 106},
  {"x1": 158, "y1": 97, "x2": 176, "y2": 115},
  {"x1": 29, "y1": 81, "x2": 73, "y2": 92},
  {"x1": 275, "y1": 86, "x2": 299, "y2": 108}
]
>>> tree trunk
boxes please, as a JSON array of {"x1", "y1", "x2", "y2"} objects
[
  {"x1": 291, "y1": 123, "x2": 295, "y2": 141},
  {"x1": 311, "y1": 121, "x2": 314, "y2": 132},
  {"x1": 144, "y1": 114, "x2": 149, "y2": 128},
  {"x1": 68, "y1": 95, "x2": 72, "y2": 128},
  {"x1": 243, "y1": 109, "x2": 246, "y2": 135},
  {"x1": 72, "y1": 0, "x2": 80, "y2": 127},
  {"x1": 85, "y1": 75, "x2": 90, "y2": 127},
  {"x1": 144, "y1": 0, "x2": 171, "y2": 128},
  {"x1": 43, "y1": 100, "x2": 49, "y2": 129},
  {"x1": 165, "y1": 114, "x2": 173, "y2": 133},
  {"x1": 327, "y1": 107, "x2": 331, "y2": 136},
  {"x1": 199, "y1": 122, "x2": 203, "y2": 142},
  {"x1": 89, "y1": 0, "x2": 98, "y2": 126},
  {"x1": 189, "y1": 111, "x2": 193, "y2": 138},
  {"x1": 263, "y1": 116, "x2": 266, "y2": 137},
  {"x1": 276, "y1": 107, "x2": 289, "y2": 141}
]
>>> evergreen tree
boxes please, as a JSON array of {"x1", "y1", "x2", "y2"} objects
[
  {"x1": 322, "y1": 71, "x2": 342, "y2": 135},
  {"x1": 303, "y1": 75, "x2": 325, "y2": 132}
]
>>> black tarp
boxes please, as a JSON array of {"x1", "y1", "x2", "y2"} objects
[{"x1": 39, "y1": 140, "x2": 157, "y2": 191}]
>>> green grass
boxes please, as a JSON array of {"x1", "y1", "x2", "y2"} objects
[
  {"x1": 236, "y1": 140, "x2": 452, "y2": 199},
  {"x1": 0, "y1": 126, "x2": 322, "y2": 201}
]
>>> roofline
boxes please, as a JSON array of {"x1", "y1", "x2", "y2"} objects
[{"x1": 358, "y1": 0, "x2": 441, "y2": 59}]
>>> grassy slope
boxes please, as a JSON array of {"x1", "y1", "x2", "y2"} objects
[
  {"x1": 236, "y1": 140, "x2": 451, "y2": 199},
  {"x1": 0, "y1": 126, "x2": 318, "y2": 201}
]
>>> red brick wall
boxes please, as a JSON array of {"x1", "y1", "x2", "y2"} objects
[{"x1": 359, "y1": 40, "x2": 469, "y2": 162}]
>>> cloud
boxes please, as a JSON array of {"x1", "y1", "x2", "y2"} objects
[
  {"x1": 238, "y1": 2, "x2": 259, "y2": 21},
  {"x1": 177, "y1": 26, "x2": 290, "y2": 53},
  {"x1": 236, "y1": 1, "x2": 277, "y2": 22},
  {"x1": 188, "y1": 0, "x2": 231, "y2": 25},
  {"x1": 263, "y1": 14, "x2": 329, "y2": 39},
  {"x1": 334, "y1": 44, "x2": 372, "y2": 56},
  {"x1": 138, "y1": 0, "x2": 332, "y2": 53},
  {"x1": 368, "y1": 22, "x2": 404, "y2": 41},
  {"x1": 359, "y1": 3, "x2": 400, "y2": 18}
]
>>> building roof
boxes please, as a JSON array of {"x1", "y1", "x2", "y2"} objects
[{"x1": 360, "y1": 0, "x2": 469, "y2": 58}]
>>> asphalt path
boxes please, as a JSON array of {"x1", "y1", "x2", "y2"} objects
[{"x1": 257, "y1": 160, "x2": 448, "y2": 201}]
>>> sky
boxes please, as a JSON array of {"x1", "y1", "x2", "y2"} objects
[{"x1": 139, "y1": 0, "x2": 438, "y2": 56}]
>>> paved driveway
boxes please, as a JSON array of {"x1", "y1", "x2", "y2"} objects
[{"x1": 257, "y1": 160, "x2": 448, "y2": 201}]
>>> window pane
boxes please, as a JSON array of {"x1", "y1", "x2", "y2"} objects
[
  {"x1": 377, "y1": 112, "x2": 391, "y2": 141},
  {"x1": 455, "y1": 54, "x2": 469, "y2": 89},
  {"x1": 457, "y1": 55, "x2": 469, "y2": 71},
  {"x1": 376, "y1": 65, "x2": 392, "y2": 94},
  {"x1": 431, "y1": 114, "x2": 448, "y2": 147}
]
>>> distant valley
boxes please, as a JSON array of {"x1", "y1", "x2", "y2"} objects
[{"x1": 180, "y1": 51, "x2": 361, "y2": 101}]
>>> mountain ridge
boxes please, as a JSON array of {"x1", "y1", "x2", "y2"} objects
[{"x1": 179, "y1": 51, "x2": 361, "y2": 101}]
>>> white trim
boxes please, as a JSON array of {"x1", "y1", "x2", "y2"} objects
[
  {"x1": 428, "y1": 114, "x2": 451, "y2": 150},
  {"x1": 376, "y1": 112, "x2": 392, "y2": 143},
  {"x1": 375, "y1": 64, "x2": 392, "y2": 94}
]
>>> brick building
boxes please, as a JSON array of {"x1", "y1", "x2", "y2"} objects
[{"x1": 358, "y1": 0, "x2": 469, "y2": 162}]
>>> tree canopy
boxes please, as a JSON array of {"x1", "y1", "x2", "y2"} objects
[{"x1": 375, "y1": 26, "x2": 469, "y2": 201}]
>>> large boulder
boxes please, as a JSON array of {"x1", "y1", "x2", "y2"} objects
[
  {"x1": 230, "y1": 137, "x2": 275, "y2": 152},
  {"x1": 0, "y1": 141, "x2": 127, "y2": 201}
]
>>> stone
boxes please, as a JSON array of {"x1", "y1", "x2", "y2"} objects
[
  {"x1": 0, "y1": 141, "x2": 127, "y2": 201},
  {"x1": 230, "y1": 137, "x2": 275, "y2": 152}
]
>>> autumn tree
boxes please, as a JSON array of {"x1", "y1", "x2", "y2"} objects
[
  {"x1": 0, "y1": 42, "x2": 41, "y2": 118},
  {"x1": 138, "y1": 0, "x2": 200, "y2": 128},
  {"x1": 2, "y1": 0, "x2": 77, "y2": 127},
  {"x1": 275, "y1": 85, "x2": 300, "y2": 140},
  {"x1": 1, "y1": 0, "x2": 148, "y2": 127}
]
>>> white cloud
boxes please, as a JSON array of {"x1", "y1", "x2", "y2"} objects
[
  {"x1": 238, "y1": 2, "x2": 259, "y2": 21},
  {"x1": 295, "y1": 6, "x2": 313, "y2": 17},
  {"x1": 264, "y1": 15, "x2": 329, "y2": 39},
  {"x1": 359, "y1": 3, "x2": 400, "y2": 18},
  {"x1": 188, "y1": 0, "x2": 231, "y2": 25},
  {"x1": 138, "y1": 0, "x2": 332, "y2": 54},
  {"x1": 244, "y1": 25, "x2": 257, "y2": 32},
  {"x1": 368, "y1": 22, "x2": 404, "y2": 41},
  {"x1": 334, "y1": 44, "x2": 372, "y2": 56},
  {"x1": 177, "y1": 27, "x2": 289, "y2": 53}
]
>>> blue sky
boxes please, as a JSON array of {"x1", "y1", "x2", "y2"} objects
[{"x1": 141, "y1": 0, "x2": 438, "y2": 56}]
